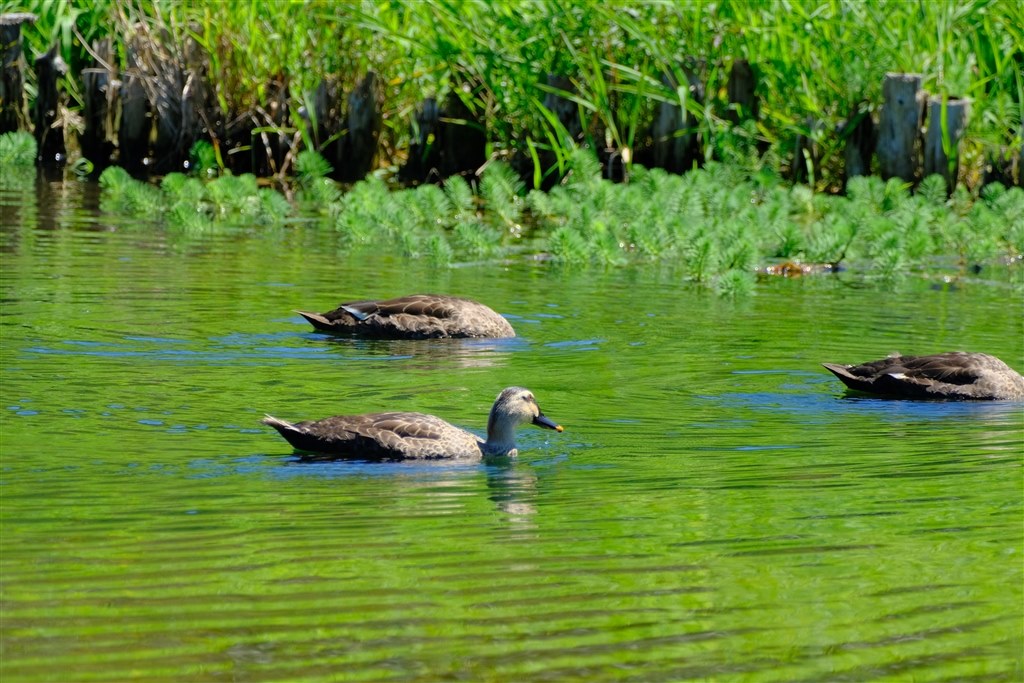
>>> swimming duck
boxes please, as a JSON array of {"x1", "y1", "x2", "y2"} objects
[
  {"x1": 262, "y1": 386, "x2": 562, "y2": 459},
  {"x1": 296, "y1": 294, "x2": 516, "y2": 339},
  {"x1": 822, "y1": 352, "x2": 1024, "y2": 400}
]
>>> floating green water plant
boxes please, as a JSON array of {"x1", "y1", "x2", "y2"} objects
[
  {"x1": 95, "y1": 165, "x2": 290, "y2": 229},
  {"x1": 0, "y1": 131, "x2": 36, "y2": 167},
  {"x1": 78, "y1": 142, "x2": 1023, "y2": 289}
]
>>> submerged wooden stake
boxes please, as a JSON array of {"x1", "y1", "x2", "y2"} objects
[
  {"x1": 440, "y1": 81, "x2": 485, "y2": 181},
  {"x1": 543, "y1": 74, "x2": 582, "y2": 142},
  {"x1": 876, "y1": 73, "x2": 923, "y2": 183},
  {"x1": 400, "y1": 97, "x2": 441, "y2": 184},
  {"x1": 842, "y1": 107, "x2": 876, "y2": 186},
  {"x1": 652, "y1": 67, "x2": 703, "y2": 174},
  {"x1": 340, "y1": 71, "x2": 381, "y2": 183},
  {"x1": 923, "y1": 95, "x2": 970, "y2": 191},
  {"x1": 0, "y1": 12, "x2": 36, "y2": 134},
  {"x1": 726, "y1": 59, "x2": 758, "y2": 123},
  {"x1": 251, "y1": 78, "x2": 289, "y2": 177},
  {"x1": 118, "y1": 41, "x2": 151, "y2": 175},
  {"x1": 33, "y1": 43, "x2": 67, "y2": 167},
  {"x1": 983, "y1": 144, "x2": 1022, "y2": 188},
  {"x1": 80, "y1": 39, "x2": 115, "y2": 172},
  {"x1": 791, "y1": 117, "x2": 822, "y2": 185}
]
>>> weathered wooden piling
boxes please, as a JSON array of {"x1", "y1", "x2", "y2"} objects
[
  {"x1": 81, "y1": 67, "x2": 115, "y2": 170},
  {"x1": 400, "y1": 82, "x2": 485, "y2": 185},
  {"x1": 400, "y1": 97, "x2": 441, "y2": 184},
  {"x1": 923, "y1": 95, "x2": 970, "y2": 191},
  {"x1": 150, "y1": 37, "x2": 208, "y2": 175},
  {"x1": 652, "y1": 68, "x2": 703, "y2": 174},
  {"x1": 983, "y1": 144, "x2": 1022, "y2": 188},
  {"x1": 791, "y1": 117, "x2": 822, "y2": 185},
  {"x1": 339, "y1": 71, "x2": 382, "y2": 183},
  {"x1": 251, "y1": 78, "x2": 290, "y2": 177},
  {"x1": 726, "y1": 59, "x2": 758, "y2": 123},
  {"x1": 33, "y1": 44, "x2": 67, "y2": 166},
  {"x1": 876, "y1": 73, "x2": 923, "y2": 183},
  {"x1": 309, "y1": 78, "x2": 341, "y2": 170},
  {"x1": 841, "y1": 107, "x2": 876, "y2": 186},
  {"x1": 1, "y1": 13, "x2": 36, "y2": 135},
  {"x1": 439, "y1": 83, "x2": 485, "y2": 181},
  {"x1": 80, "y1": 40, "x2": 115, "y2": 172},
  {"x1": 543, "y1": 74, "x2": 583, "y2": 142},
  {"x1": 118, "y1": 41, "x2": 151, "y2": 175}
]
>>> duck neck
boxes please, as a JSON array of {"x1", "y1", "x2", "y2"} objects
[{"x1": 483, "y1": 411, "x2": 517, "y2": 456}]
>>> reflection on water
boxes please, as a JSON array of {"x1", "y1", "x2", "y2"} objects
[
  {"x1": 1, "y1": 183, "x2": 1022, "y2": 682},
  {"x1": 301, "y1": 326, "x2": 525, "y2": 370}
]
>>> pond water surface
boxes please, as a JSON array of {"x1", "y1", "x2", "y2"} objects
[{"x1": 2, "y1": 179, "x2": 1022, "y2": 682}]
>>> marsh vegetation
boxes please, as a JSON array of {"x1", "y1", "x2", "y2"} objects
[{"x1": 7, "y1": 0, "x2": 1023, "y2": 188}]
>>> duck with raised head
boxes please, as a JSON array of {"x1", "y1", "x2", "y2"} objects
[
  {"x1": 263, "y1": 387, "x2": 562, "y2": 459},
  {"x1": 296, "y1": 294, "x2": 515, "y2": 339},
  {"x1": 822, "y1": 352, "x2": 1024, "y2": 400}
]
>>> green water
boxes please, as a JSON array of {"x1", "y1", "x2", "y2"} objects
[{"x1": 1, "y1": 180, "x2": 1022, "y2": 682}]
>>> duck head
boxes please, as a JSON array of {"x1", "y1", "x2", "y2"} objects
[{"x1": 484, "y1": 386, "x2": 563, "y2": 456}]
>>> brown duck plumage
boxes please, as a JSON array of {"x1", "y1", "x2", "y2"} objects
[
  {"x1": 822, "y1": 352, "x2": 1024, "y2": 400},
  {"x1": 296, "y1": 294, "x2": 516, "y2": 339},
  {"x1": 263, "y1": 387, "x2": 562, "y2": 459}
]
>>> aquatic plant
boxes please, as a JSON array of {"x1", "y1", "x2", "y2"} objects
[
  {"x1": 715, "y1": 269, "x2": 757, "y2": 298},
  {"x1": 14, "y1": 0, "x2": 1023, "y2": 190},
  {"x1": 0, "y1": 131, "x2": 37, "y2": 166},
  {"x1": 98, "y1": 166, "x2": 164, "y2": 217},
  {"x1": 82, "y1": 141, "x2": 1023, "y2": 291}
]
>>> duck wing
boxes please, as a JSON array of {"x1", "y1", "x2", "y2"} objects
[
  {"x1": 300, "y1": 295, "x2": 514, "y2": 339},
  {"x1": 265, "y1": 411, "x2": 483, "y2": 459},
  {"x1": 823, "y1": 352, "x2": 1019, "y2": 399}
]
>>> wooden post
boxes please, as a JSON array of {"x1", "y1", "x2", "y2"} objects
[
  {"x1": 179, "y1": 34, "x2": 214, "y2": 172},
  {"x1": 841, "y1": 106, "x2": 876, "y2": 186},
  {"x1": 726, "y1": 59, "x2": 758, "y2": 123},
  {"x1": 339, "y1": 71, "x2": 381, "y2": 183},
  {"x1": 876, "y1": 73, "x2": 923, "y2": 182},
  {"x1": 33, "y1": 44, "x2": 67, "y2": 166},
  {"x1": 118, "y1": 41, "x2": 151, "y2": 175},
  {"x1": 923, "y1": 95, "x2": 970, "y2": 191},
  {"x1": 440, "y1": 81, "x2": 485, "y2": 181},
  {"x1": 251, "y1": 77, "x2": 289, "y2": 177},
  {"x1": 399, "y1": 97, "x2": 440, "y2": 184},
  {"x1": 0, "y1": 12, "x2": 36, "y2": 134},
  {"x1": 310, "y1": 78, "x2": 341, "y2": 171},
  {"x1": 80, "y1": 39, "x2": 115, "y2": 172},
  {"x1": 652, "y1": 67, "x2": 703, "y2": 174},
  {"x1": 150, "y1": 64, "x2": 185, "y2": 174},
  {"x1": 543, "y1": 74, "x2": 582, "y2": 141},
  {"x1": 791, "y1": 117, "x2": 822, "y2": 185},
  {"x1": 81, "y1": 68, "x2": 115, "y2": 170},
  {"x1": 983, "y1": 143, "x2": 1022, "y2": 188}
]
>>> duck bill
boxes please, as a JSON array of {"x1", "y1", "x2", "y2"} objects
[{"x1": 533, "y1": 413, "x2": 563, "y2": 432}]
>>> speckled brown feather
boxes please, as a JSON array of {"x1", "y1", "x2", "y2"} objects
[
  {"x1": 263, "y1": 412, "x2": 483, "y2": 459},
  {"x1": 297, "y1": 294, "x2": 515, "y2": 339},
  {"x1": 823, "y1": 352, "x2": 1024, "y2": 400}
]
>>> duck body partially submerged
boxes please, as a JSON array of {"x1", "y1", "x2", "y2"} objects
[
  {"x1": 297, "y1": 294, "x2": 515, "y2": 339},
  {"x1": 822, "y1": 352, "x2": 1024, "y2": 400},
  {"x1": 263, "y1": 387, "x2": 562, "y2": 459}
]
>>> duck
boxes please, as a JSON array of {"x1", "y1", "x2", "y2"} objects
[
  {"x1": 296, "y1": 294, "x2": 516, "y2": 339},
  {"x1": 822, "y1": 352, "x2": 1024, "y2": 400},
  {"x1": 262, "y1": 386, "x2": 562, "y2": 459}
]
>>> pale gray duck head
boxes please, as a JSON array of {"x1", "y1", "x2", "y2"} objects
[{"x1": 483, "y1": 386, "x2": 563, "y2": 457}]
